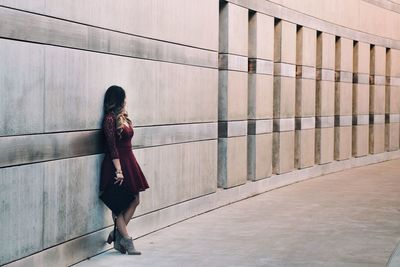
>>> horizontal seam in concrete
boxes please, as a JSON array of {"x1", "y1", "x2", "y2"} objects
[
  {"x1": 0, "y1": 7, "x2": 218, "y2": 70},
  {"x1": 0, "y1": 120, "x2": 219, "y2": 138},
  {"x1": 0, "y1": 5, "x2": 218, "y2": 53},
  {"x1": 0, "y1": 36, "x2": 219, "y2": 71},
  {"x1": 247, "y1": 57, "x2": 273, "y2": 61},
  {"x1": 0, "y1": 138, "x2": 217, "y2": 169},
  {"x1": 218, "y1": 68, "x2": 249, "y2": 73}
]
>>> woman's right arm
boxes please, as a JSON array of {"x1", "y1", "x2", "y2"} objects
[{"x1": 103, "y1": 115, "x2": 124, "y2": 183}]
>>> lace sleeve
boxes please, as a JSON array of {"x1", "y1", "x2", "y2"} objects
[{"x1": 103, "y1": 114, "x2": 119, "y2": 159}]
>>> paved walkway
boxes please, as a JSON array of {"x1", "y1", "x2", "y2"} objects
[{"x1": 74, "y1": 159, "x2": 400, "y2": 267}]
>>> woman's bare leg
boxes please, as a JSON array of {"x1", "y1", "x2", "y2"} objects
[
  {"x1": 123, "y1": 194, "x2": 140, "y2": 225},
  {"x1": 115, "y1": 213, "x2": 129, "y2": 238},
  {"x1": 110, "y1": 194, "x2": 140, "y2": 240}
]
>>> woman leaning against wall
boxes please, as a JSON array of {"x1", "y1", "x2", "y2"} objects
[{"x1": 99, "y1": 85, "x2": 149, "y2": 255}]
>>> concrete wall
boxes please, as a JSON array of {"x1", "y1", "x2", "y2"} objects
[{"x1": 1, "y1": 0, "x2": 400, "y2": 266}]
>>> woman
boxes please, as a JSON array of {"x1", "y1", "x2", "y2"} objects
[{"x1": 99, "y1": 85, "x2": 150, "y2": 255}]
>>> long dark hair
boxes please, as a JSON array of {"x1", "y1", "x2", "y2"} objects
[{"x1": 103, "y1": 85, "x2": 132, "y2": 139}]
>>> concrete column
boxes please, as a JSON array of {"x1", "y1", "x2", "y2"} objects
[
  {"x1": 385, "y1": 48, "x2": 400, "y2": 151},
  {"x1": 295, "y1": 26, "x2": 316, "y2": 169},
  {"x1": 247, "y1": 11, "x2": 273, "y2": 181},
  {"x1": 334, "y1": 37, "x2": 353, "y2": 160},
  {"x1": 273, "y1": 19, "x2": 296, "y2": 174},
  {"x1": 352, "y1": 41, "x2": 370, "y2": 157},
  {"x1": 315, "y1": 32, "x2": 335, "y2": 164},
  {"x1": 369, "y1": 45, "x2": 386, "y2": 154},
  {"x1": 218, "y1": 2, "x2": 248, "y2": 188}
]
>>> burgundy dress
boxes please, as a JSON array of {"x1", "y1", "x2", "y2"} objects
[{"x1": 99, "y1": 111, "x2": 149, "y2": 197}]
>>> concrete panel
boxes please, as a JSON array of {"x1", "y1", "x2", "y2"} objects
[
  {"x1": 353, "y1": 83, "x2": 370, "y2": 115},
  {"x1": 274, "y1": 20, "x2": 296, "y2": 65},
  {"x1": 354, "y1": 41, "x2": 370, "y2": 74},
  {"x1": 371, "y1": 45, "x2": 386, "y2": 76},
  {"x1": 296, "y1": 26, "x2": 316, "y2": 67},
  {"x1": 273, "y1": 131, "x2": 295, "y2": 174},
  {"x1": 248, "y1": 12, "x2": 274, "y2": 60},
  {"x1": 387, "y1": 49, "x2": 400, "y2": 77},
  {"x1": 274, "y1": 118, "x2": 295, "y2": 132},
  {"x1": 316, "y1": 116, "x2": 335, "y2": 129},
  {"x1": 370, "y1": 85, "x2": 386, "y2": 114},
  {"x1": 297, "y1": 65, "x2": 316, "y2": 80},
  {"x1": 353, "y1": 31, "x2": 370, "y2": 172},
  {"x1": 136, "y1": 140, "x2": 217, "y2": 211},
  {"x1": 248, "y1": 58, "x2": 274, "y2": 75},
  {"x1": 385, "y1": 123, "x2": 400, "y2": 151},
  {"x1": 119, "y1": 57, "x2": 218, "y2": 127},
  {"x1": 248, "y1": 119, "x2": 273, "y2": 135},
  {"x1": 219, "y1": 70, "x2": 248, "y2": 121},
  {"x1": 315, "y1": 127, "x2": 334, "y2": 164},
  {"x1": 334, "y1": 126, "x2": 352, "y2": 160},
  {"x1": 0, "y1": 0, "x2": 45, "y2": 13},
  {"x1": 218, "y1": 136, "x2": 248, "y2": 188},
  {"x1": 0, "y1": 164, "x2": 44, "y2": 265},
  {"x1": 219, "y1": 53, "x2": 248, "y2": 72},
  {"x1": 335, "y1": 82, "x2": 353, "y2": 116},
  {"x1": 295, "y1": 128, "x2": 315, "y2": 169},
  {"x1": 219, "y1": 2, "x2": 248, "y2": 56},
  {"x1": 31, "y1": 0, "x2": 219, "y2": 51},
  {"x1": 296, "y1": 78, "x2": 316, "y2": 117},
  {"x1": 134, "y1": 123, "x2": 217, "y2": 148},
  {"x1": 247, "y1": 133, "x2": 272, "y2": 181},
  {"x1": 219, "y1": 120, "x2": 247, "y2": 137},
  {"x1": 274, "y1": 62, "x2": 296, "y2": 77},
  {"x1": 352, "y1": 124, "x2": 369, "y2": 157},
  {"x1": 273, "y1": 76, "x2": 296, "y2": 118},
  {"x1": 0, "y1": 130, "x2": 102, "y2": 168},
  {"x1": 317, "y1": 32, "x2": 335, "y2": 70},
  {"x1": 335, "y1": 37, "x2": 353, "y2": 72},
  {"x1": 45, "y1": 46, "x2": 217, "y2": 131},
  {"x1": 316, "y1": 80, "x2": 335, "y2": 116},
  {"x1": 43, "y1": 155, "x2": 108, "y2": 248},
  {"x1": 44, "y1": 46, "x2": 90, "y2": 131},
  {"x1": 0, "y1": 39, "x2": 45, "y2": 136},
  {"x1": 370, "y1": 124, "x2": 385, "y2": 154},
  {"x1": 387, "y1": 50, "x2": 400, "y2": 152},
  {"x1": 386, "y1": 86, "x2": 400, "y2": 114},
  {"x1": 248, "y1": 74, "x2": 273, "y2": 119}
]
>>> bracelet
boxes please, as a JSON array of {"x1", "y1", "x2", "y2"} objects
[{"x1": 115, "y1": 170, "x2": 122, "y2": 174}]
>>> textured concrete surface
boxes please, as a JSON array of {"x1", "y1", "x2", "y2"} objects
[
  {"x1": 3, "y1": 0, "x2": 400, "y2": 265},
  {"x1": 74, "y1": 159, "x2": 400, "y2": 267}
]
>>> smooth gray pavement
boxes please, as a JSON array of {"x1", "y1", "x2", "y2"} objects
[{"x1": 74, "y1": 159, "x2": 400, "y2": 267}]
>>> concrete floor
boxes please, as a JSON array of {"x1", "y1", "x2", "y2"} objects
[{"x1": 74, "y1": 159, "x2": 400, "y2": 267}]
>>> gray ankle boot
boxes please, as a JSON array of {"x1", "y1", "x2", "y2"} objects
[
  {"x1": 113, "y1": 229, "x2": 126, "y2": 254},
  {"x1": 120, "y1": 236, "x2": 141, "y2": 255}
]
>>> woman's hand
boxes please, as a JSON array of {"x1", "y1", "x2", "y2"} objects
[{"x1": 114, "y1": 172, "x2": 124, "y2": 185}]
